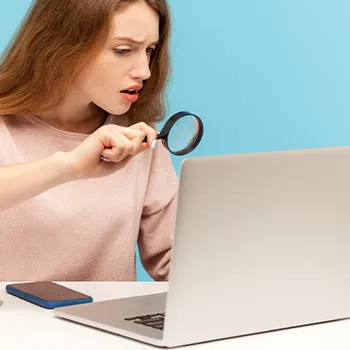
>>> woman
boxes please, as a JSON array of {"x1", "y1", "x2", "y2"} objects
[{"x1": 0, "y1": 0, "x2": 178, "y2": 281}]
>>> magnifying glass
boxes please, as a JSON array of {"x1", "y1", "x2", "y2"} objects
[
  {"x1": 100, "y1": 111, "x2": 203, "y2": 161},
  {"x1": 146, "y1": 111, "x2": 203, "y2": 156}
]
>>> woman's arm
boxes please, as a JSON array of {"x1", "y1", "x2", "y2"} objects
[
  {"x1": 137, "y1": 141, "x2": 179, "y2": 281},
  {"x1": 0, "y1": 152, "x2": 73, "y2": 212}
]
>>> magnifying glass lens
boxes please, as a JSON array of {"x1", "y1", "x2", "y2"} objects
[{"x1": 167, "y1": 115, "x2": 200, "y2": 154}]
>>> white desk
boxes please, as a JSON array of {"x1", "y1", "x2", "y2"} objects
[{"x1": 0, "y1": 282, "x2": 349, "y2": 349}]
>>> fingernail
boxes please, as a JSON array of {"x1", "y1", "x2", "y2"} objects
[
  {"x1": 100, "y1": 155, "x2": 111, "y2": 162},
  {"x1": 151, "y1": 140, "x2": 157, "y2": 149},
  {"x1": 101, "y1": 152, "x2": 108, "y2": 158}
]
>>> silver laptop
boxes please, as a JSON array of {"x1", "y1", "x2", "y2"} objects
[{"x1": 54, "y1": 146, "x2": 350, "y2": 347}]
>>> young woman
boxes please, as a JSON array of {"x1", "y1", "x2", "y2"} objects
[{"x1": 0, "y1": 0, "x2": 178, "y2": 281}]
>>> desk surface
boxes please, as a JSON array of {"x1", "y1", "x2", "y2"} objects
[{"x1": 0, "y1": 282, "x2": 349, "y2": 349}]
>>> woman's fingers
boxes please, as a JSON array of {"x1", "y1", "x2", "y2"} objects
[{"x1": 129, "y1": 122, "x2": 158, "y2": 149}]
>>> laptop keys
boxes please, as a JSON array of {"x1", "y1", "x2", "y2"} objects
[
  {"x1": 124, "y1": 312, "x2": 165, "y2": 330},
  {"x1": 151, "y1": 324, "x2": 163, "y2": 330},
  {"x1": 134, "y1": 318, "x2": 159, "y2": 325}
]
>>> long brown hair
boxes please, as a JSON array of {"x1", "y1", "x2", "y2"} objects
[{"x1": 0, "y1": 0, "x2": 171, "y2": 125}]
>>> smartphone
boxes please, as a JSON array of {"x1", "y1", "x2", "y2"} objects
[{"x1": 6, "y1": 281, "x2": 93, "y2": 309}]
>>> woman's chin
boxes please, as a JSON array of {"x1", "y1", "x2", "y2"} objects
[{"x1": 104, "y1": 103, "x2": 132, "y2": 116}]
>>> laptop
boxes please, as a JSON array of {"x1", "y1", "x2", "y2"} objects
[{"x1": 54, "y1": 146, "x2": 350, "y2": 347}]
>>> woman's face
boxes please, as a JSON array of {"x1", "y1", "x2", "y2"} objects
[{"x1": 75, "y1": 1, "x2": 160, "y2": 115}]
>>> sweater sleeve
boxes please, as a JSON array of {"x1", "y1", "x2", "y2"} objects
[{"x1": 137, "y1": 140, "x2": 179, "y2": 281}]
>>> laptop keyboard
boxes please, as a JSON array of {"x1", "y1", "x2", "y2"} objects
[{"x1": 124, "y1": 312, "x2": 165, "y2": 330}]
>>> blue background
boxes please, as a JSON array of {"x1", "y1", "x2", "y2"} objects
[{"x1": 1, "y1": 1, "x2": 350, "y2": 281}]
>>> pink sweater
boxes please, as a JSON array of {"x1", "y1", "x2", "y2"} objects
[{"x1": 0, "y1": 114, "x2": 178, "y2": 281}]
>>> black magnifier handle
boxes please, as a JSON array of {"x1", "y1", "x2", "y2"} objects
[{"x1": 143, "y1": 133, "x2": 166, "y2": 143}]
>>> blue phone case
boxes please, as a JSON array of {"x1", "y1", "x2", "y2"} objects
[{"x1": 6, "y1": 283, "x2": 93, "y2": 309}]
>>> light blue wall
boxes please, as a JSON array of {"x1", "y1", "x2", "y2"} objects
[
  {"x1": 142, "y1": 0, "x2": 350, "y2": 280},
  {"x1": 2, "y1": 1, "x2": 350, "y2": 281}
]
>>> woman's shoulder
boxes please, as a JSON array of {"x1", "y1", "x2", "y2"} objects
[
  {"x1": 0, "y1": 115, "x2": 19, "y2": 164},
  {"x1": 0, "y1": 115, "x2": 12, "y2": 132},
  {"x1": 0, "y1": 114, "x2": 30, "y2": 128}
]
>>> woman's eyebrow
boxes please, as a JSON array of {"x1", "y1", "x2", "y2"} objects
[{"x1": 113, "y1": 36, "x2": 159, "y2": 46}]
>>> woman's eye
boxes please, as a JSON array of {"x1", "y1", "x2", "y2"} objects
[
  {"x1": 114, "y1": 47, "x2": 155, "y2": 56},
  {"x1": 114, "y1": 48, "x2": 131, "y2": 55},
  {"x1": 146, "y1": 47, "x2": 155, "y2": 55}
]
